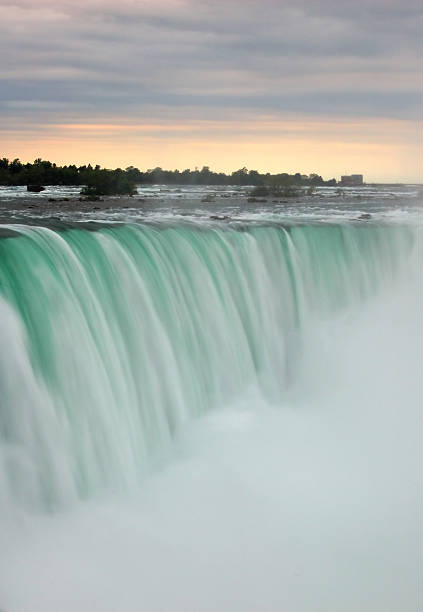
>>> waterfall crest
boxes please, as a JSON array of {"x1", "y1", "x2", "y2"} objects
[{"x1": 0, "y1": 222, "x2": 415, "y2": 509}]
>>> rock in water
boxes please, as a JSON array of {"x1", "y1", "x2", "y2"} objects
[{"x1": 27, "y1": 185, "x2": 45, "y2": 193}]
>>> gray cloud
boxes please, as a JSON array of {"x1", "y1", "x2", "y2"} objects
[{"x1": 1, "y1": 0, "x2": 422, "y2": 131}]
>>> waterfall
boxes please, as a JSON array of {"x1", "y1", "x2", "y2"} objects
[{"x1": 0, "y1": 222, "x2": 414, "y2": 511}]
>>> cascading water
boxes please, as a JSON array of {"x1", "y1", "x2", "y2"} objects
[
  {"x1": 0, "y1": 219, "x2": 422, "y2": 611},
  {"x1": 0, "y1": 222, "x2": 412, "y2": 508}
]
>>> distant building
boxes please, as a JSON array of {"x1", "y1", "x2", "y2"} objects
[{"x1": 340, "y1": 174, "x2": 364, "y2": 186}]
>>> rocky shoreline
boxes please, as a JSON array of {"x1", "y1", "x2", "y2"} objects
[{"x1": 0, "y1": 192, "x2": 303, "y2": 219}]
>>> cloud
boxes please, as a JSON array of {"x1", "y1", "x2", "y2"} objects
[{"x1": 0, "y1": 0, "x2": 422, "y2": 177}]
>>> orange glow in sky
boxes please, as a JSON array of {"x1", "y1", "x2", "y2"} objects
[
  {"x1": 1, "y1": 0, "x2": 422, "y2": 182},
  {"x1": 2, "y1": 116, "x2": 422, "y2": 183}
]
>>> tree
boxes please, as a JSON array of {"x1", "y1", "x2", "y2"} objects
[
  {"x1": 81, "y1": 168, "x2": 137, "y2": 197},
  {"x1": 9, "y1": 159, "x2": 23, "y2": 174}
]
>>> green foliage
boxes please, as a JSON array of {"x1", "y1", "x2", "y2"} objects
[
  {"x1": 0, "y1": 157, "x2": 338, "y2": 189},
  {"x1": 250, "y1": 186, "x2": 269, "y2": 197},
  {"x1": 251, "y1": 178, "x2": 299, "y2": 198},
  {"x1": 80, "y1": 169, "x2": 136, "y2": 196},
  {"x1": 271, "y1": 185, "x2": 300, "y2": 198}
]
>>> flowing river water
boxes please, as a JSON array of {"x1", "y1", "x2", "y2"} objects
[{"x1": 0, "y1": 186, "x2": 422, "y2": 611}]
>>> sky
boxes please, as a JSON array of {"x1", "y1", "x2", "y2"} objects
[{"x1": 1, "y1": 0, "x2": 422, "y2": 182}]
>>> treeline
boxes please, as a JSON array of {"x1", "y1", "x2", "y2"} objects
[{"x1": 0, "y1": 158, "x2": 337, "y2": 189}]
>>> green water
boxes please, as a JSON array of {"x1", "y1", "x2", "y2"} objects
[{"x1": 0, "y1": 222, "x2": 414, "y2": 510}]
